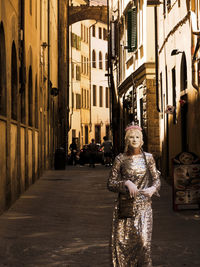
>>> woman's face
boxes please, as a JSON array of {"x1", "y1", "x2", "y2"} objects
[{"x1": 127, "y1": 130, "x2": 143, "y2": 149}]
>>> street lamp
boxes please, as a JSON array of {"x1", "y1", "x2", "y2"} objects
[{"x1": 171, "y1": 49, "x2": 183, "y2": 56}]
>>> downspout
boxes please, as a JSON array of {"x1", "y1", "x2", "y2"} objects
[
  {"x1": 154, "y1": 6, "x2": 160, "y2": 112},
  {"x1": 107, "y1": 0, "x2": 112, "y2": 128},
  {"x1": 66, "y1": 0, "x2": 70, "y2": 157},
  {"x1": 69, "y1": 16, "x2": 73, "y2": 131},
  {"x1": 48, "y1": 0, "x2": 50, "y2": 111}
]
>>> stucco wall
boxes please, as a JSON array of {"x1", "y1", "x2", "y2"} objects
[{"x1": 0, "y1": 121, "x2": 6, "y2": 212}]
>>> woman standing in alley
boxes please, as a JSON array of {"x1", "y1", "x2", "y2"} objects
[{"x1": 107, "y1": 122, "x2": 161, "y2": 267}]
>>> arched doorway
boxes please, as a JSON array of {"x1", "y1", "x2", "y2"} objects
[
  {"x1": 35, "y1": 75, "x2": 38, "y2": 128},
  {"x1": 11, "y1": 41, "x2": 18, "y2": 120},
  {"x1": 28, "y1": 66, "x2": 33, "y2": 126},
  {"x1": 180, "y1": 52, "x2": 188, "y2": 151},
  {"x1": 0, "y1": 23, "x2": 7, "y2": 116}
]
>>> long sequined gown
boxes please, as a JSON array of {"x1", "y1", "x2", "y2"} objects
[{"x1": 107, "y1": 152, "x2": 161, "y2": 267}]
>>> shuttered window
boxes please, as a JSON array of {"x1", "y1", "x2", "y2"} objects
[
  {"x1": 76, "y1": 94, "x2": 81, "y2": 109},
  {"x1": 127, "y1": 7, "x2": 137, "y2": 52}
]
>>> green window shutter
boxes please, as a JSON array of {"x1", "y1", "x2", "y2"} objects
[{"x1": 127, "y1": 7, "x2": 137, "y2": 52}]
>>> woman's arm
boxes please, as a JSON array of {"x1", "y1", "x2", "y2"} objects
[
  {"x1": 107, "y1": 155, "x2": 128, "y2": 194},
  {"x1": 141, "y1": 154, "x2": 161, "y2": 197},
  {"x1": 148, "y1": 154, "x2": 161, "y2": 194}
]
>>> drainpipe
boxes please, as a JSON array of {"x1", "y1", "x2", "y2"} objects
[
  {"x1": 48, "y1": 0, "x2": 50, "y2": 110},
  {"x1": 69, "y1": 13, "x2": 73, "y2": 131}
]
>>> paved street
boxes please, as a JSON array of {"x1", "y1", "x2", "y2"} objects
[{"x1": 0, "y1": 165, "x2": 200, "y2": 267}]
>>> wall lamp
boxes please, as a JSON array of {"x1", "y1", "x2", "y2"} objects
[
  {"x1": 171, "y1": 49, "x2": 183, "y2": 56},
  {"x1": 41, "y1": 42, "x2": 48, "y2": 48}
]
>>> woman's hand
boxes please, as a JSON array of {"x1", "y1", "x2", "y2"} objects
[
  {"x1": 125, "y1": 180, "x2": 138, "y2": 198},
  {"x1": 140, "y1": 186, "x2": 156, "y2": 197}
]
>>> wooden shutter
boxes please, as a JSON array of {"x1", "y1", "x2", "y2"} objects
[{"x1": 127, "y1": 7, "x2": 137, "y2": 52}]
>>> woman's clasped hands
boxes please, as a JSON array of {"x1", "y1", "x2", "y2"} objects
[{"x1": 125, "y1": 180, "x2": 156, "y2": 198}]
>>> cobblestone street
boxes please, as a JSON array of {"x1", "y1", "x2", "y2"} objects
[{"x1": 0, "y1": 165, "x2": 199, "y2": 266}]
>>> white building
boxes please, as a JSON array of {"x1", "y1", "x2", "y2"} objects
[
  {"x1": 90, "y1": 21, "x2": 110, "y2": 144},
  {"x1": 157, "y1": 0, "x2": 200, "y2": 176}
]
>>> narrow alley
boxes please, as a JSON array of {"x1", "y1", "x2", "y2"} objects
[{"x1": 0, "y1": 165, "x2": 199, "y2": 267}]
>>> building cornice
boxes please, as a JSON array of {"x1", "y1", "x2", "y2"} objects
[{"x1": 118, "y1": 62, "x2": 155, "y2": 96}]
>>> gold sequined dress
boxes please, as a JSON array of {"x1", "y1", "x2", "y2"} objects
[{"x1": 107, "y1": 152, "x2": 161, "y2": 267}]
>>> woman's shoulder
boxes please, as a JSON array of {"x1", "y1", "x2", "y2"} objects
[{"x1": 114, "y1": 153, "x2": 125, "y2": 161}]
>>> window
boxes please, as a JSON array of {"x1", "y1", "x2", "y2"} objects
[
  {"x1": 76, "y1": 93, "x2": 81, "y2": 109},
  {"x1": 77, "y1": 36, "x2": 81, "y2": 50},
  {"x1": 72, "y1": 129, "x2": 76, "y2": 138},
  {"x1": 81, "y1": 88, "x2": 84, "y2": 108},
  {"x1": 84, "y1": 26, "x2": 86, "y2": 42},
  {"x1": 84, "y1": 89, "x2": 86, "y2": 108},
  {"x1": 28, "y1": 66, "x2": 33, "y2": 126},
  {"x1": 106, "y1": 87, "x2": 109, "y2": 108},
  {"x1": 87, "y1": 90, "x2": 89, "y2": 108},
  {"x1": 86, "y1": 28, "x2": 88, "y2": 43},
  {"x1": 86, "y1": 58, "x2": 89, "y2": 75},
  {"x1": 105, "y1": 53, "x2": 108, "y2": 70},
  {"x1": 72, "y1": 33, "x2": 81, "y2": 50},
  {"x1": 0, "y1": 23, "x2": 7, "y2": 116},
  {"x1": 85, "y1": 125, "x2": 88, "y2": 144},
  {"x1": 30, "y1": 0, "x2": 32, "y2": 15},
  {"x1": 71, "y1": 33, "x2": 77, "y2": 48},
  {"x1": 95, "y1": 125, "x2": 101, "y2": 143},
  {"x1": 99, "y1": 27, "x2": 102, "y2": 39},
  {"x1": 172, "y1": 67, "x2": 176, "y2": 124},
  {"x1": 163, "y1": 0, "x2": 166, "y2": 15},
  {"x1": 76, "y1": 65, "x2": 81, "y2": 80},
  {"x1": 180, "y1": 53, "x2": 187, "y2": 91},
  {"x1": 72, "y1": 62, "x2": 74, "y2": 78},
  {"x1": 92, "y1": 50, "x2": 96, "y2": 68},
  {"x1": 92, "y1": 25, "x2": 95, "y2": 37},
  {"x1": 72, "y1": 92, "x2": 74, "y2": 109},
  {"x1": 35, "y1": 76, "x2": 38, "y2": 128},
  {"x1": 99, "y1": 51, "x2": 103, "y2": 69},
  {"x1": 103, "y1": 28, "x2": 107, "y2": 40},
  {"x1": 93, "y1": 85, "x2": 97, "y2": 106},
  {"x1": 159, "y1": 72, "x2": 163, "y2": 113},
  {"x1": 99, "y1": 86, "x2": 103, "y2": 107},
  {"x1": 81, "y1": 24, "x2": 83, "y2": 40},
  {"x1": 35, "y1": 0, "x2": 37, "y2": 28},
  {"x1": 81, "y1": 56, "x2": 83, "y2": 73},
  {"x1": 11, "y1": 42, "x2": 18, "y2": 120},
  {"x1": 84, "y1": 56, "x2": 86, "y2": 74},
  {"x1": 127, "y1": 7, "x2": 137, "y2": 52}
]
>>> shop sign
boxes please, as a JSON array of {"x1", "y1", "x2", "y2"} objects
[{"x1": 173, "y1": 152, "x2": 200, "y2": 210}]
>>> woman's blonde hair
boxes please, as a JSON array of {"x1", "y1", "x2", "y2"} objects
[{"x1": 124, "y1": 128, "x2": 144, "y2": 152}]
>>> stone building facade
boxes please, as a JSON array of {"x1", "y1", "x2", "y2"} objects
[{"x1": 0, "y1": 0, "x2": 59, "y2": 213}]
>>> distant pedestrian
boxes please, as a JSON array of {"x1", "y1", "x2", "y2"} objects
[
  {"x1": 101, "y1": 136, "x2": 113, "y2": 167},
  {"x1": 69, "y1": 138, "x2": 78, "y2": 165},
  {"x1": 88, "y1": 139, "x2": 97, "y2": 168}
]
